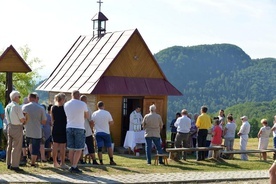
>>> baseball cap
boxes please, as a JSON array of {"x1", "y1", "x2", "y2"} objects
[{"x1": 240, "y1": 116, "x2": 248, "y2": 120}]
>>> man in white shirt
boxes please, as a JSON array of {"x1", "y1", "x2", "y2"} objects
[
  {"x1": 129, "y1": 106, "x2": 143, "y2": 131},
  {"x1": 237, "y1": 115, "x2": 251, "y2": 161},
  {"x1": 5, "y1": 91, "x2": 26, "y2": 171},
  {"x1": 64, "y1": 90, "x2": 88, "y2": 173},
  {"x1": 91, "y1": 101, "x2": 116, "y2": 165},
  {"x1": 174, "y1": 109, "x2": 191, "y2": 160}
]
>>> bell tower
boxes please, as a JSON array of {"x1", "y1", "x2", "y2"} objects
[{"x1": 91, "y1": 0, "x2": 108, "y2": 38}]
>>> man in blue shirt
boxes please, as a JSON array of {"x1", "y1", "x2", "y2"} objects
[{"x1": 170, "y1": 112, "x2": 181, "y2": 147}]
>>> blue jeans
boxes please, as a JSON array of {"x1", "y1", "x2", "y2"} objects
[{"x1": 145, "y1": 137, "x2": 163, "y2": 164}]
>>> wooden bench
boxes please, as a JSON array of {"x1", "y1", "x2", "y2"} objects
[
  {"x1": 166, "y1": 146, "x2": 224, "y2": 160},
  {"x1": 221, "y1": 149, "x2": 276, "y2": 160},
  {"x1": 44, "y1": 148, "x2": 53, "y2": 152}
]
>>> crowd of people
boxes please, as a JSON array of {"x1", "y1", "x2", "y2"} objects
[
  {"x1": 2, "y1": 90, "x2": 276, "y2": 181},
  {"x1": 1, "y1": 90, "x2": 116, "y2": 173},
  {"x1": 171, "y1": 106, "x2": 276, "y2": 162}
]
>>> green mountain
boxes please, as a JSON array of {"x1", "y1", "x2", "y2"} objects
[
  {"x1": 35, "y1": 43, "x2": 276, "y2": 137},
  {"x1": 154, "y1": 44, "x2": 276, "y2": 124}
]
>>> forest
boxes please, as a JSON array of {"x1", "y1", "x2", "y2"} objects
[{"x1": 154, "y1": 44, "x2": 276, "y2": 137}]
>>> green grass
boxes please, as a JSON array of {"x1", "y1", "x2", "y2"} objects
[{"x1": 0, "y1": 138, "x2": 273, "y2": 175}]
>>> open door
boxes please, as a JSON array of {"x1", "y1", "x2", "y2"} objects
[{"x1": 121, "y1": 97, "x2": 143, "y2": 145}]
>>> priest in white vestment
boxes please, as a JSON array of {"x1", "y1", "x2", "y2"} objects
[{"x1": 129, "y1": 107, "x2": 143, "y2": 131}]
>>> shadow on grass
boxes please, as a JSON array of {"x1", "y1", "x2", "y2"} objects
[
  {"x1": 165, "y1": 160, "x2": 200, "y2": 171},
  {"x1": 165, "y1": 157, "x2": 247, "y2": 171},
  {"x1": 18, "y1": 165, "x2": 121, "y2": 183},
  {"x1": 191, "y1": 158, "x2": 245, "y2": 170}
]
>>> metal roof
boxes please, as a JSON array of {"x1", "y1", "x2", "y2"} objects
[
  {"x1": 91, "y1": 12, "x2": 108, "y2": 21},
  {"x1": 37, "y1": 29, "x2": 182, "y2": 96},
  {"x1": 37, "y1": 29, "x2": 136, "y2": 93},
  {"x1": 92, "y1": 76, "x2": 182, "y2": 95}
]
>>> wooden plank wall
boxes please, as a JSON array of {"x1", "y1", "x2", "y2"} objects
[
  {"x1": 143, "y1": 96, "x2": 167, "y2": 124},
  {"x1": 0, "y1": 49, "x2": 30, "y2": 72},
  {"x1": 49, "y1": 92, "x2": 97, "y2": 110},
  {"x1": 97, "y1": 95, "x2": 122, "y2": 146},
  {"x1": 143, "y1": 96, "x2": 168, "y2": 143},
  {"x1": 104, "y1": 32, "x2": 163, "y2": 78},
  {"x1": 49, "y1": 93, "x2": 122, "y2": 145}
]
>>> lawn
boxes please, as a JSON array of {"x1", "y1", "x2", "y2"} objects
[{"x1": 0, "y1": 138, "x2": 273, "y2": 175}]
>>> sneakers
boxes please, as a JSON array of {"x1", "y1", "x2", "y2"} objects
[
  {"x1": 69, "y1": 167, "x2": 82, "y2": 173},
  {"x1": 20, "y1": 157, "x2": 27, "y2": 166},
  {"x1": 93, "y1": 161, "x2": 99, "y2": 165},
  {"x1": 110, "y1": 161, "x2": 117, "y2": 165},
  {"x1": 19, "y1": 161, "x2": 27, "y2": 166}
]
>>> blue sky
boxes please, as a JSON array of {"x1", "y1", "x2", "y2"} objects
[{"x1": 1, "y1": 0, "x2": 275, "y2": 78}]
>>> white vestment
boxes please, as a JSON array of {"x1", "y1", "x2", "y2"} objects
[{"x1": 129, "y1": 110, "x2": 143, "y2": 131}]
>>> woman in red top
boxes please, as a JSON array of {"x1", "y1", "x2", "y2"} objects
[{"x1": 208, "y1": 119, "x2": 223, "y2": 158}]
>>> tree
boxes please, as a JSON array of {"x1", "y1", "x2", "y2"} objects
[{"x1": 0, "y1": 45, "x2": 43, "y2": 104}]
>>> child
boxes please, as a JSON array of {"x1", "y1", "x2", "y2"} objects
[
  {"x1": 258, "y1": 119, "x2": 271, "y2": 161},
  {"x1": 208, "y1": 119, "x2": 223, "y2": 158}
]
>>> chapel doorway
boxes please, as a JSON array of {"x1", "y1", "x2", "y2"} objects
[{"x1": 121, "y1": 97, "x2": 143, "y2": 145}]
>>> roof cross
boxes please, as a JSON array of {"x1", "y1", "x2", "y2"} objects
[{"x1": 97, "y1": 0, "x2": 103, "y2": 12}]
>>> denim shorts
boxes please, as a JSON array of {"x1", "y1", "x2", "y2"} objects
[
  {"x1": 44, "y1": 136, "x2": 52, "y2": 148},
  {"x1": 66, "y1": 128, "x2": 85, "y2": 150},
  {"x1": 96, "y1": 132, "x2": 112, "y2": 148}
]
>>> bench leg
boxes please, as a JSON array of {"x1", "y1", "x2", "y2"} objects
[
  {"x1": 164, "y1": 156, "x2": 168, "y2": 165},
  {"x1": 213, "y1": 150, "x2": 218, "y2": 159},
  {"x1": 154, "y1": 156, "x2": 158, "y2": 165},
  {"x1": 169, "y1": 152, "x2": 174, "y2": 160},
  {"x1": 154, "y1": 155, "x2": 168, "y2": 165}
]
